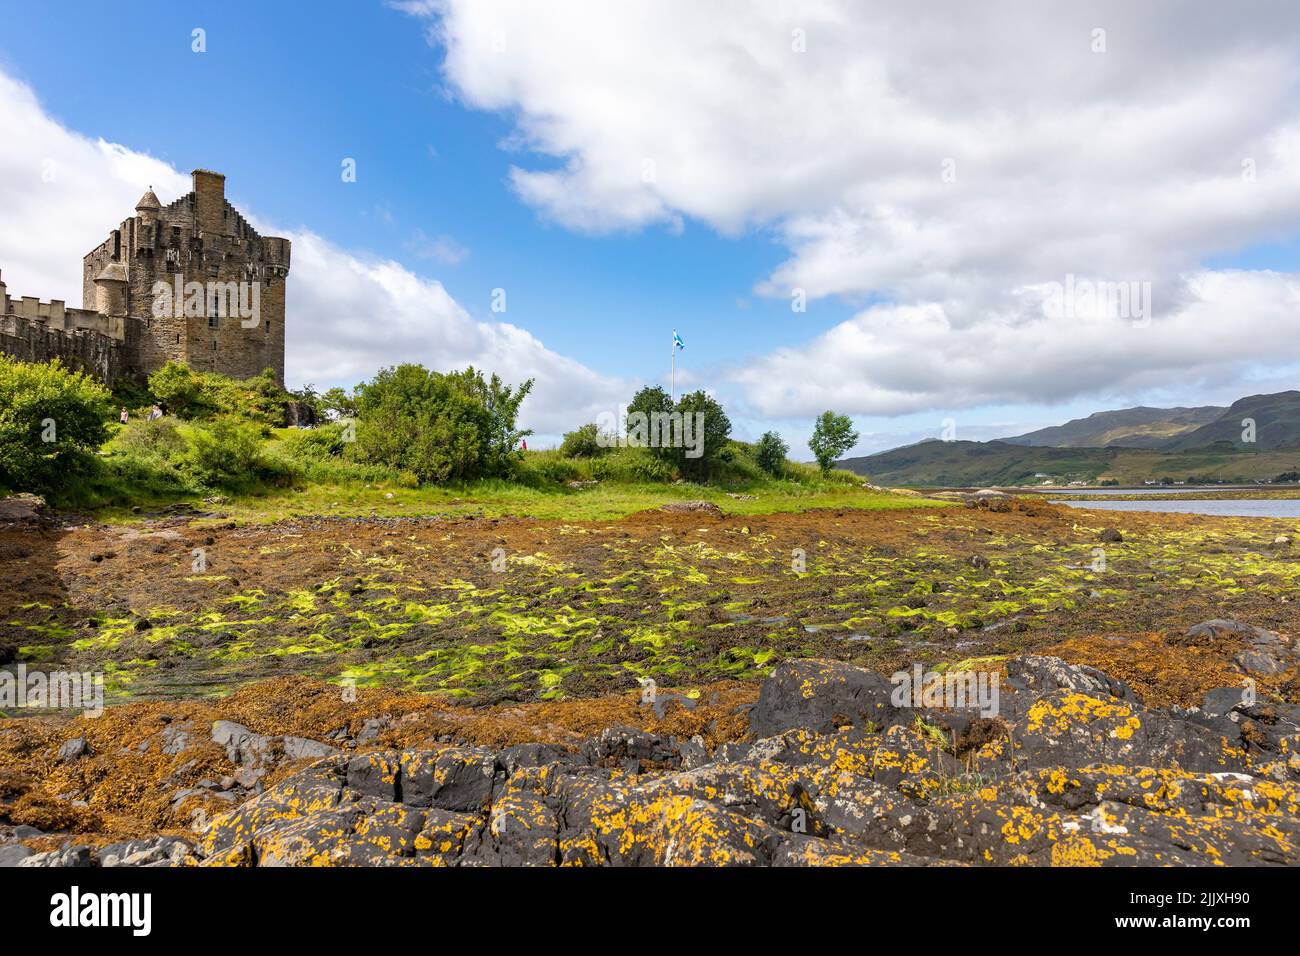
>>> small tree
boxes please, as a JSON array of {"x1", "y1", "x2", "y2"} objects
[
  {"x1": 625, "y1": 385, "x2": 675, "y2": 460},
  {"x1": 320, "y1": 386, "x2": 358, "y2": 419},
  {"x1": 754, "y1": 430, "x2": 789, "y2": 477},
  {"x1": 147, "y1": 362, "x2": 211, "y2": 419},
  {"x1": 808, "y1": 411, "x2": 859, "y2": 475},
  {"x1": 0, "y1": 356, "x2": 113, "y2": 496},
  {"x1": 673, "y1": 390, "x2": 732, "y2": 481}
]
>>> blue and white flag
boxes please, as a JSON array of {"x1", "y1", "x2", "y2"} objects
[{"x1": 673, "y1": 330, "x2": 685, "y2": 351}]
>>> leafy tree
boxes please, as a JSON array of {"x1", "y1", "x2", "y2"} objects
[
  {"x1": 464, "y1": 367, "x2": 535, "y2": 477},
  {"x1": 351, "y1": 365, "x2": 533, "y2": 483},
  {"x1": 560, "y1": 423, "x2": 607, "y2": 458},
  {"x1": 147, "y1": 362, "x2": 213, "y2": 419},
  {"x1": 0, "y1": 357, "x2": 113, "y2": 495},
  {"x1": 753, "y1": 430, "x2": 789, "y2": 476},
  {"x1": 808, "y1": 411, "x2": 859, "y2": 475},
  {"x1": 673, "y1": 390, "x2": 732, "y2": 481},
  {"x1": 626, "y1": 385, "x2": 675, "y2": 460},
  {"x1": 320, "y1": 386, "x2": 358, "y2": 419}
]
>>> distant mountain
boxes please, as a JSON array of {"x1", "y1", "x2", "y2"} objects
[
  {"x1": 840, "y1": 388, "x2": 1300, "y2": 486},
  {"x1": 840, "y1": 440, "x2": 1123, "y2": 487},
  {"x1": 839, "y1": 439, "x2": 1300, "y2": 487},
  {"x1": 1004, "y1": 405, "x2": 1223, "y2": 449},
  {"x1": 1163, "y1": 391, "x2": 1300, "y2": 451}
]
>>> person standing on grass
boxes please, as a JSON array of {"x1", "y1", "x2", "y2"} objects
[{"x1": 119, "y1": 407, "x2": 129, "y2": 425}]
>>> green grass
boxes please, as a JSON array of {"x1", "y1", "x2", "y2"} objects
[
  {"x1": 134, "y1": 474, "x2": 943, "y2": 524},
  {"x1": 78, "y1": 424, "x2": 948, "y2": 523}
]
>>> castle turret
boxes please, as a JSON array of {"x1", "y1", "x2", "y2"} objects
[
  {"x1": 93, "y1": 262, "x2": 128, "y2": 317},
  {"x1": 135, "y1": 188, "x2": 161, "y2": 220},
  {"x1": 192, "y1": 169, "x2": 227, "y2": 237},
  {"x1": 0, "y1": 269, "x2": 7, "y2": 313}
]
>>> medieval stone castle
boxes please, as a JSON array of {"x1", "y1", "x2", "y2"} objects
[{"x1": 0, "y1": 170, "x2": 290, "y2": 385}]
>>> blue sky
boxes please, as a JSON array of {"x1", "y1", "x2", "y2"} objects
[
  {"x1": 1, "y1": 1, "x2": 1298, "y2": 455},
  {"x1": 0, "y1": 2, "x2": 831, "y2": 388}
]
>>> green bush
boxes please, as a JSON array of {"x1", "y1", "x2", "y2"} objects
[
  {"x1": 753, "y1": 431, "x2": 789, "y2": 476},
  {"x1": 0, "y1": 356, "x2": 113, "y2": 496},
  {"x1": 184, "y1": 418, "x2": 292, "y2": 487},
  {"x1": 278, "y1": 421, "x2": 350, "y2": 460},
  {"x1": 559, "y1": 423, "x2": 608, "y2": 458},
  {"x1": 673, "y1": 390, "x2": 732, "y2": 481},
  {"x1": 147, "y1": 362, "x2": 288, "y2": 428},
  {"x1": 626, "y1": 385, "x2": 676, "y2": 461},
  {"x1": 114, "y1": 416, "x2": 188, "y2": 462},
  {"x1": 350, "y1": 365, "x2": 533, "y2": 483}
]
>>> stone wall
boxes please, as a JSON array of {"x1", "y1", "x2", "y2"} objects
[{"x1": 0, "y1": 313, "x2": 125, "y2": 383}]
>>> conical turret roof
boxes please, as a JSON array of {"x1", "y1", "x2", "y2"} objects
[{"x1": 94, "y1": 262, "x2": 128, "y2": 283}]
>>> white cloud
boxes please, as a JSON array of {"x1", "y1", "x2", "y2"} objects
[
  {"x1": 418, "y1": 0, "x2": 1300, "y2": 418},
  {"x1": 278, "y1": 231, "x2": 626, "y2": 433},
  {"x1": 0, "y1": 68, "x2": 626, "y2": 438},
  {"x1": 406, "y1": 229, "x2": 469, "y2": 265}
]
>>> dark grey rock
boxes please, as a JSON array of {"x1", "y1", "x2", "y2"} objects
[
  {"x1": 749, "y1": 659, "x2": 900, "y2": 738},
  {"x1": 57, "y1": 736, "x2": 89, "y2": 762}
]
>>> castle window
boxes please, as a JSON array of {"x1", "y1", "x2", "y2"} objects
[
  {"x1": 265, "y1": 320, "x2": 271, "y2": 332},
  {"x1": 208, "y1": 315, "x2": 220, "y2": 329}
]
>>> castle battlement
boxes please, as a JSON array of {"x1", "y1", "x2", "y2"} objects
[{"x1": 1, "y1": 170, "x2": 290, "y2": 385}]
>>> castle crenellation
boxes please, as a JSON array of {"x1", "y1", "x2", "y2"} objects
[{"x1": 0, "y1": 169, "x2": 290, "y2": 386}]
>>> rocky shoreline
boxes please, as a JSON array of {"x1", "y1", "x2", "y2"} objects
[{"x1": 4, "y1": 634, "x2": 1298, "y2": 867}]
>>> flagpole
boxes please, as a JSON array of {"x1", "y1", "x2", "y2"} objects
[{"x1": 671, "y1": 342, "x2": 676, "y2": 402}]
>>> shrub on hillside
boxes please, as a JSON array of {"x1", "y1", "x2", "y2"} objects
[
  {"x1": 0, "y1": 356, "x2": 113, "y2": 496},
  {"x1": 673, "y1": 390, "x2": 732, "y2": 481},
  {"x1": 350, "y1": 365, "x2": 534, "y2": 484},
  {"x1": 147, "y1": 362, "x2": 288, "y2": 428},
  {"x1": 114, "y1": 416, "x2": 188, "y2": 462},
  {"x1": 184, "y1": 417, "x2": 291, "y2": 487},
  {"x1": 559, "y1": 423, "x2": 608, "y2": 458},
  {"x1": 278, "y1": 420, "x2": 351, "y2": 460}
]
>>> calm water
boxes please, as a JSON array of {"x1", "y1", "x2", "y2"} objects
[
  {"x1": 1044, "y1": 486, "x2": 1268, "y2": 496},
  {"x1": 1049, "y1": 497, "x2": 1300, "y2": 518}
]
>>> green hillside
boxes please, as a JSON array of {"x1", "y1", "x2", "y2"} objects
[
  {"x1": 1164, "y1": 391, "x2": 1300, "y2": 451},
  {"x1": 840, "y1": 439, "x2": 1300, "y2": 487},
  {"x1": 1004, "y1": 405, "x2": 1222, "y2": 448}
]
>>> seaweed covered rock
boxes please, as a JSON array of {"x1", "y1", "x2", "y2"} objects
[{"x1": 8, "y1": 654, "x2": 1299, "y2": 868}]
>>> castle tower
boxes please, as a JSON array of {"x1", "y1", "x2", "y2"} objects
[
  {"x1": 79, "y1": 170, "x2": 291, "y2": 384},
  {"x1": 192, "y1": 170, "x2": 227, "y2": 237},
  {"x1": 93, "y1": 262, "x2": 128, "y2": 316}
]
